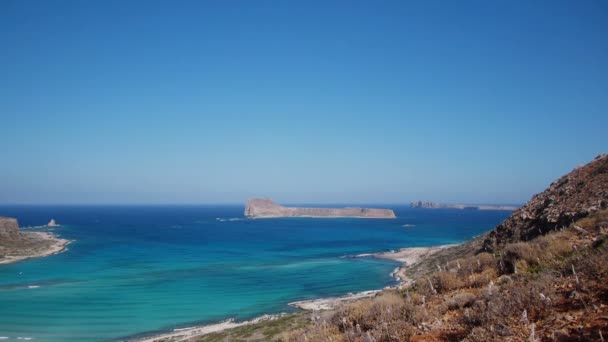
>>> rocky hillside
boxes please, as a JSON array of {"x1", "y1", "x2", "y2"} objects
[{"x1": 483, "y1": 154, "x2": 608, "y2": 252}]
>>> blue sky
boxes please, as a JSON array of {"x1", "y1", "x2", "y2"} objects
[{"x1": 1, "y1": 0, "x2": 606, "y2": 204}]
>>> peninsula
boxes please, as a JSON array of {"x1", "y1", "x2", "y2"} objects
[
  {"x1": 0, "y1": 217, "x2": 70, "y2": 265},
  {"x1": 244, "y1": 198, "x2": 396, "y2": 219}
]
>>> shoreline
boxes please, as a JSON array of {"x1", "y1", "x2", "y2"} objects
[
  {"x1": 135, "y1": 244, "x2": 456, "y2": 341},
  {"x1": 0, "y1": 232, "x2": 71, "y2": 265},
  {"x1": 374, "y1": 244, "x2": 458, "y2": 286},
  {"x1": 135, "y1": 314, "x2": 288, "y2": 342}
]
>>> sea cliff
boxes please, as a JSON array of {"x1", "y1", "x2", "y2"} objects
[{"x1": 244, "y1": 198, "x2": 396, "y2": 219}]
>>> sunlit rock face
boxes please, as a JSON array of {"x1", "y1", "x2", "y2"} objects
[{"x1": 483, "y1": 154, "x2": 608, "y2": 252}]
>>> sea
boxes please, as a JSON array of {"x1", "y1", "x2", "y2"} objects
[{"x1": 0, "y1": 205, "x2": 511, "y2": 341}]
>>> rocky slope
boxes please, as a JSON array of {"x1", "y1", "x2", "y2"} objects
[
  {"x1": 245, "y1": 198, "x2": 396, "y2": 219},
  {"x1": 482, "y1": 153, "x2": 608, "y2": 252}
]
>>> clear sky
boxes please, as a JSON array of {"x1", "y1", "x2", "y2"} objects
[{"x1": 1, "y1": 0, "x2": 607, "y2": 205}]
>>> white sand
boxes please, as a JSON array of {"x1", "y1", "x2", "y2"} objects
[
  {"x1": 374, "y1": 244, "x2": 457, "y2": 285},
  {"x1": 288, "y1": 290, "x2": 381, "y2": 311}
]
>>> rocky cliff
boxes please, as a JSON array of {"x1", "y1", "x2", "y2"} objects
[
  {"x1": 244, "y1": 198, "x2": 396, "y2": 219},
  {"x1": 482, "y1": 153, "x2": 608, "y2": 251}
]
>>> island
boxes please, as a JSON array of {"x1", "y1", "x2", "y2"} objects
[
  {"x1": 0, "y1": 216, "x2": 70, "y2": 265},
  {"x1": 410, "y1": 201, "x2": 518, "y2": 211},
  {"x1": 244, "y1": 198, "x2": 396, "y2": 219}
]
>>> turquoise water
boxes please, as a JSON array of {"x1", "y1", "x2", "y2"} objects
[{"x1": 0, "y1": 205, "x2": 510, "y2": 341}]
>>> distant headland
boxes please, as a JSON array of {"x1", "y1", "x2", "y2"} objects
[
  {"x1": 0, "y1": 217, "x2": 70, "y2": 265},
  {"x1": 245, "y1": 198, "x2": 396, "y2": 219},
  {"x1": 410, "y1": 201, "x2": 518, "y2": 211}
]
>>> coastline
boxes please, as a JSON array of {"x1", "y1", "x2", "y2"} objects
[
  {"x1": 136, "y1": 314, "x2": 288, "y2": 342},
  {"x1": 0, "y1": 232, "x2": 71, "y2": 265},
  {"x1": 374, "y1": 244, "x2": 458, "y2": 286},
  {"x1": 136, "y1": 244, "x2": 456, "y2": 341}
]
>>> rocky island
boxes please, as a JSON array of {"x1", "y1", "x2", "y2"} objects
[
  {"x1": 244, "y1": 198, "x2": 396, "y2": 219},
  {"x1": 0, "y1": 216, "x2": 70, "y2": 265}
]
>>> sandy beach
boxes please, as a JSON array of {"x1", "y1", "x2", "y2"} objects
[{"x1": 0, "y1": 232, "x2": 71, "y2": 265}]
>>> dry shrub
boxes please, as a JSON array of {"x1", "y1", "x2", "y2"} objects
[
  {"x1": 447, "y1": 292, "x2": 476, "y2": 310},
  {"x1": 402, "y1": 290, "x2": 424, "y2": 306},
  {"x1": 279, "y1": 321, "x2": 343, "y2": 342},
  {"x1": 329, "y1": 292, "x2": 417, "y2": 342},
  {"x1": 332, "y1": 292, "x2": 404, "y2": 330},
  {"x1": 477, "y1": 252, "x2": 496, "y2": 271},
  {"x1": 503, "y1": 242, "x2": 541, "y2": 273},
  {"x1": 468, "y1": 268, "x2": 497, "y2": 288},
  {"x1": 496, "y1": 275, "x2": 513, "y2": 285},
  {"x1": 432, "y1": 271, "x2": 464, "y2": 293},
  {"x1": 572, "y1": 240, "x2": 608, "y2": 281},
  {"x1": 536, "y1": 234, "x2": 572, "y2": 261},
  {"x1": 460, "y1": 273, "x2": 554, "y2": 338},
  {"x1": 456, "y1": 256, "x2": 480, "y2": 277},
  {"x1": 413, "y1": 276, "x2": 436, "y2": 296},
  {"x1": 461, "y1": 326, "x2": 500, "y2": 342},
  {"x1": 366, "y1": 317, "x2": 415, "y2": 342},
  {"x1": 575, "y1": 209, "x2": 608, "y2": 231},
  {"x1": 513, "y1": 259, "x2": 529, "y2": 274},
  {"x1": 333, "y1": 298, "x2": 373, "y2": 331},
  {"x1": 367, "y1": 292, "x2": 405, "y2": 324}
]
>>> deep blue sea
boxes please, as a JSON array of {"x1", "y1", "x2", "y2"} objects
[{"x1": 0, "y1": 205, "x2": 510, "y2": 341}]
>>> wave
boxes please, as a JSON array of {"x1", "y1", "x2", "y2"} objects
[
  {"x1": 22, "y1": 224, "x2": 47, "y2": 229},
  {"x1": 27, "y1": 285, "x2": 40, "y2": 289},
  {"x1": 215, "y1": 218, "x2": 244, "y2": 222},
  {"x1": 340, "y1": 253, "x2": 374, "y2": 259},
  {"x1": 173, "y1": 326, "x2": 198, "y2": 332}
]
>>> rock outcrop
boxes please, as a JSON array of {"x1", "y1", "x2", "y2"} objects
[
  {"x1": 244, "y1": 198, "x2": 396, "y2": 219},
  {"x1": 0, "y1": 217, "x2": 20, "y2": 242},
  {"x1": 482, "y1": 154, "x2": 608, "y2": 252}
]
